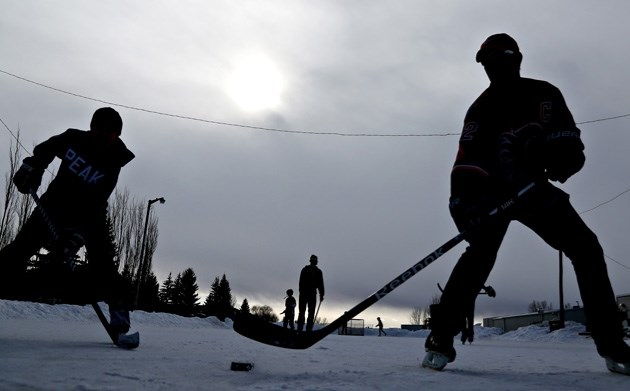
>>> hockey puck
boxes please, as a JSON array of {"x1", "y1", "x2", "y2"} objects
[{"x1": 230, "y1": 362, "x2": 254, "y2": 371}]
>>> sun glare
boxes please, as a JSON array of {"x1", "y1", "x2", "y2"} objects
[{"x1": 227, "y1": 53, "x2": 285, "y2": 112}]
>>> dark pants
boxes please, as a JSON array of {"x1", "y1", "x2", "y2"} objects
[
  {"x1": 283, "y1": 311, "x2": 295, "y2": 329},
  {"x1": 0, "y1": 207, "x2": 126, "y2": 305},
  {"x1": 297, "y1": 293, "x2": 317, "y2": 331},
  {"x1": 438, "y1": 183, "x2": 623, "y2": 345}
]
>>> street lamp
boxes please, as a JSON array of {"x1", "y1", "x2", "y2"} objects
[
  {"x1": 134, "y1": 196, "x2": 165, "y2": 307},
  {"x1": 558, "y1": 250, "x2": 566, "y2": 328}
]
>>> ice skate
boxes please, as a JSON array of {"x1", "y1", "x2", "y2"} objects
[
  {"x1": 422, "y1": 350, "x2": 451, "y2": 371},
  {"x1": 597, "y1": 339, "x2": 630, "y2": 376},
  {"x1": 604, "y1": 358, "x2": 630, "y2": 375},
  {"x1": 422, "y1": 333, "x2": 456, "y2": 371}
]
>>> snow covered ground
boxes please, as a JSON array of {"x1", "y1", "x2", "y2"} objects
[{"x1": 1, "y1": 300, "x2": 628, "y2": 390}]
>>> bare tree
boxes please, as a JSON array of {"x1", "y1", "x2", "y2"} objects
[
  {"x1": 528, "y1": 300, "x2": 553, "y2": 313},
  {"x1": 108, "y1": 188, "x2": 160, "y2": 282},
  {"x1": 139, "y1": 207, "x2": 160, "y2": 285},
  {"x1": 109, "y1": 188, "x2": 136, "y2": 272},
  {"x1": 0, "y1": 128, "x2": 22, "y2": 248},
  {"x1": 410, "y1": 306, "x2": 424, "y2": 325},
  {"x1": 251, "y1": 305, "x2": 279, "y2": 322},
  {"x1": 15, "y1": 190, "x2": 33, "y2": 232},
  {"x1": 315, "y1": 316, "x2": 327, "y2": 325}
]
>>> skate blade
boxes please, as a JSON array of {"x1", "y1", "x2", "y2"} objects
[
  {"x1": 422, "y1": 350, "x2": 449, "y2": 371},
  {"x1": 605, "y1": 357, "x2": 630, "y2": 375}
]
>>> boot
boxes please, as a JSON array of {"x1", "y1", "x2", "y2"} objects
[
  {"x1": 460, "y1": 328, "x2": 474, "y2": 344},
  {"x1": 108, "y1": 306, "x2": 131, "y2": 335},
  {"x1": 425, "y1": 333, "x2": 456, "y2": 362},
  {"x1": 422, "y1": 304, "x2": 458, "y2": 370},
  {"x1": 595, "y1": 338, "x2": 630, "y2": 375}
]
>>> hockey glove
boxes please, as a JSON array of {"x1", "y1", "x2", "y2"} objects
[
  {"x1": 497, "y1": 123, "x2": 546, "y2": 190},
  {"x1": 13, "y1": 160, "x2": 44, "y2": 194},
  {"x1": 483, "y1": 286, "x2": 497, "y2": 297},
  {"x1": 62, "y1": 231, "x2": 85, "y2": 258},
  {"x1": 545, "y1": 128, "x2": 585, "y2": 183},
  {"x1": 449, "y1": 196, "x2": 490, "y2": 238}
]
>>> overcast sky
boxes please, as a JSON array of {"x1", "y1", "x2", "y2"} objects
[{"x1": 1, "y1": 1, "x2": 629, "y2": 326}]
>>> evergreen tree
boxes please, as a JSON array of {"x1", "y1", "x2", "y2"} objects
[
  {"x1": 240, "y1": 298, "x2": 250, "y2": 314},
  {"x1": 159, "y1": 272, "x2": 175, "y2": 310},
  {"x1": 173, "y1": 268, "x2": 199, "y2": 316},
  {"x1": 138, "y1": 272, "x2": 160, "y2": 312},
  {"x1": 203, "y1": 274, "x2": 235, "y2": 320},
  {"x1": 204, "y1": 276, "x2": 221, "y2": 316}
]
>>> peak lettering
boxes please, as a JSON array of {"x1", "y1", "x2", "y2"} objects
[{"x1": 65, "y1": 148, "x2": 105, "y2": 184}]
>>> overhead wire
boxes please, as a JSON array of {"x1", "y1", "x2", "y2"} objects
[{"x1": 0, "y1": 68, "x2": 456, "y2": 137}]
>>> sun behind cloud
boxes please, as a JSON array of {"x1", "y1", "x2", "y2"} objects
[{"x1": 226, "y1": 52, "x2": 285, "y2": 112}]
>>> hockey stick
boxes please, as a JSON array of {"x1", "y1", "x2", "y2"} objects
[
  {"x1": 29, "y1": 190, "x2": 139, "y2": 349},
  {"x1": 314, "y1": 300, "x2": 322, "y2": 322},
  {"x1": 233, "y1": 182, "x2": 536, "y2": 349}
]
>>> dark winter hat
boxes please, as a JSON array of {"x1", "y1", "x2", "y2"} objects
[
  {"x1": 476, "y1": 33, "x2": 521, "y2": 64},
  {"x1": 91, "y1": 107, "x2": 123, "y2": 136}
]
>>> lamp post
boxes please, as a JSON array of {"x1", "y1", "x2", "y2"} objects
[
  {"x1": 558, "y1": 250, "x2": 566, "y2": 328},
  {"x1": 134, "y1": 196, "x2": 165, "y2": 308}
]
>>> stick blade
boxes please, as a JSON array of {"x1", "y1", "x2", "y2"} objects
[{"x1": 232, "y1": 313, "x2": 329, "y2": 349}]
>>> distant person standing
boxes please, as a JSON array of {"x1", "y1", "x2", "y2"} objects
[
  {"x1": 297, "y1": 254, "x2": 325, "y2": 332},
  {"x1": 281, "y1": 289, "x2": 296, "y2": 330},
  {"x1": 376, "y1": 317, "x2": 387, "y2": 336}
]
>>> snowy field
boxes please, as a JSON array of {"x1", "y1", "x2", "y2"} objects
[{"x1": 1, "y1": 300, "x2": 628, "y2": 390}]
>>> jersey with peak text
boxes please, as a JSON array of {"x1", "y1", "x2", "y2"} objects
[{"x1": 29, "y1": 129, "x2": 135, "y2": 217}]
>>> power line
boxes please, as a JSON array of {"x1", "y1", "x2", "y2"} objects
[
  {"x1": 577, "y1": 114, "x2": 630, "y2": 125},
  {"x1": 606, "y1": 254, "x2": 630, "y2": 271},
  {"x1": 0, "y1": 68, "x2": 456, "y2": 138},
  {"x1": 2, "y1": 68, "x2": 629, "y2": 137},
  {"x1": 577, "y1": 187, "x2": 630, "y2": 271},
  {"x1": 579, "y1": 187, "x2": 630, "y2": 215},
  {"x1": 0, "y1": 116, "x2": 34, "y2": 160}
]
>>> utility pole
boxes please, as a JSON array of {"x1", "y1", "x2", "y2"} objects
[{"x1": 134, "y1": 197, "x2": 165, "y2": 308}]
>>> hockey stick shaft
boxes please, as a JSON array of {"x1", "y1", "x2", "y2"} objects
[
  {"x1": 322, "y1": 232, "x2": 465, "y2": 333},
  {"x1": 30, "y1": 191, "x2": 60, "y2": 241},
  {"x1": 314, "y1": 300, "x2": 322, "y2": 321}
]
